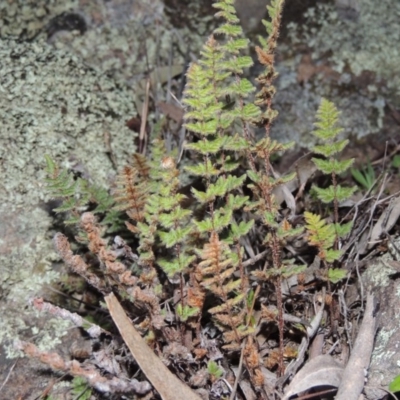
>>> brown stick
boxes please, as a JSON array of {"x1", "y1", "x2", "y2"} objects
[
  {"x1": 105, "y1": 293, "x2": 201, "y2": 400},
  {"x1": 335, "y1": 291, "x2": 376, "y2": 400}
]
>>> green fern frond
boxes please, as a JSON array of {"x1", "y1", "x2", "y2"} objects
[
  {"x1": 313, "y1": 139, "x2": 349, "y2": 157},
  {"x1": 311, "y1": 99, "x2": 356, "y2": 215},
  {"x1": 71, "y1": 377, "x2": 92, "y2": 400},
  {"x1": 304, "y1": 212, "x2": 342, "y2": 263},
  {"x1": 313, "y1": 184, "x2": 357, "y2": 203},
  {"x1": 312, "y1": 158, "x2": 354, "y2": 175},
  {"x1": 44, "y1": 155, "x2": 103, "y2": 225},
  {"x1": 158, "y1": 254, "x2": 196, "y2": 278},
  {"x1": 207, "y1": 360, "x2": 224, "y2": 379},
  {"x1": 176, "y1": 304, "x2": 199, "y2": 322},
  {"x1": 313, "y1": 98, "x2": 343, "y2": 142},
  {"x1": 328, "y1": 268, "x2": 347, "y2": 283}
]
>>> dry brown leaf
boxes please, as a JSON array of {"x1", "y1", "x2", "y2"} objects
[
  {"x1": 368, "y1": 196, "x2": 400, "y2": 248},
  {"x1": 273, "y1": 154, "x2": 317, "y2": 206},
  {"x1": 105, "y1": 293, "x2": 201, "y2": 400},
  {"x1": 297, "y1": 54, "x2": 341, "y2": 83},
  {"x1": 158, "y1": 101, "x2": 184, "y2": 123},
  {"x1": 282, "y1": 354, "x2": 344, "y2": 400},
  {"x1": 136, "y1": 65, "x2": 183, "y2": 115}
]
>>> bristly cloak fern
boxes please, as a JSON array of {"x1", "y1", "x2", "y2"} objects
[
  {"x1": 44, "y1": 155, "x2": 122, "y2": 230},
  {"x1": 305, "y1": 98, "x2": 356, "y2": 283},
  {"x1": 182, "y1": 0, "x2": 260, "y2": 353},
  {"x1": 39, "y1": 1, "x2": 363, "y2": 394}
]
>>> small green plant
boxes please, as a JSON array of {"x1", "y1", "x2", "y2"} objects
[
  {"x1": 207, "y1": 360, "x2": 224, "y2": 381},
  {"x1": 391, "y1": 154, "x2": 400, "y2": 169},
  {"x1": 351, "y1": 160, "x2": 376, "y2": 190},
  {"x1": 306, "y1": 99, "x2": 356, "y2": 283},
  {"x1": 44, "y1": 154, "x2": 123, "y2": 230},
  {"x1": 71, "y1": 376, "x2": 92, "y2": 400},
  {"x1": 389, "y1": 374, "x2": 400, "y2": 393}
]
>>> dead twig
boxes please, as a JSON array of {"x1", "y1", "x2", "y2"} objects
[
  {"x1": 335, "y1": 291, "x2": 377, "y2": 400},
  {"x1": 0, "y1": 361, "x2": 17, "y2": 394},
  {"x1": 230, "y1": 340, "x2": 246, "y2": 400},
  {"x1": 105, "y1": 293, "x2": 201, "y2": 400}
]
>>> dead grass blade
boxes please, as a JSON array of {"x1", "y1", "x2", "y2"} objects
[
  {"x1": 105, "y1": 293, "x2": 201, "y2": 400},
  {"x1": 335, "y1": 291, "x2": 376, "y2": 400}
]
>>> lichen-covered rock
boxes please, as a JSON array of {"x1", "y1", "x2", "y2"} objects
[
  {"x1": 267, "y1": 0, "x2": 396, "y2": 148},
  {"x1": 0, "y1": 36, "x2": 136, "y2": 357},
  {"x1": 0, "y1": 0, "x2": 202, "y2": 362},
  {"x1": 362, "y1": 238, "x2": 400, "y2": 399},
  {"x1": 0, "y1": 37, "x2": 136, "y2": 208},
  {"x1": 289, "y1": 0, "x2": 400, "y2": 101},
  {"x1": 0, "y1": 0, "x2": 79, "y2": 39}
]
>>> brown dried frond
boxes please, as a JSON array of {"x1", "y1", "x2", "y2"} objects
[
  {"x1": 244, "y1": 336, "x2": 260, "y2": 370},
  {"x1": 324, "y1": 293, "x2": 333, "y2": 306},
  {"x1": 129, "y1": 286, "x2": 164, "y2": 330},
  {"x1": 132, "y1": 153, "x2": 150, "y2": 178},
  {"x1": 201, "y1": 266, "x2": 236, "y2": 287},
  {"x1": 16, "y1": 341, "x2": 151, "y2": 394},
  {"x1": 189, "y1": 368, "x2": 208, "y2": 388},
  {"x1": 253, "y1": 369, "x2": 265, "y2": 387},
  {"x1": 198, "y1": 235, "x2": 247, "y2": 350},
  {"x1": 297, "y1": 271, "x2": 306, "y2": 286},
  {"x1": 283, "y1": 344, "x2": 298, "y2": 360},
  {"x1": 80, "y1": 213, "x2": 137, "y2": 286},
  {"x1": 198, "y1": 233, "x2": 236, "y2": 289},
  {"x1": 139, "y1": 266, "x2": 158, "y2": 285},
  {"x1": 255, "y1": 46, "x2": 274, "y2": 67},
  {"x1": 187, "y1": 286, "x2": 205, "y2": 309},
  {"x1": 213, "y1": 311, "x2": 245, "y2": 328},
  {"x1": 208, "y1": 294, "x2": 245, "y2": 314},
  {"x1": 32, "y1": 298, "x2": 109, "y2": 338},
  {"x1": 260, "y1": 304, "x2": 278, "y2": 322},
  {"x1": 114, "y1": 165, "x2": 147, "y2": 223},
  {"x1": 131, "y1": 286, "x2": 160, "y2": 314},
  {"x1": 222, "y1": 327, "x2": 253, "y2": 345},
  {"x1": 119, "y1": 270, "x2": 137, "y2": 286},
  {"x1": 193, "y1": 348, "x2": 208, "y2": 359},
  {"x1": 125, "y1": 220, "x2": 139, "y2": 234},
  {"x1": 222, "y1": 342, "x2": 241, "y2": 351},
  {"x1": 264, "y1": 348, "x2": 280, "y2": 369},
  {"x1": 53, "y1": 232, "x2": 105, "y2": 292},
  {"x1": 281, "y1": 218, "x2": 292, "y2": 232}
]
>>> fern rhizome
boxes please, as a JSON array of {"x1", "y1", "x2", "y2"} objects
[{"x1": 38, "y1": 0, "x2": 360, "y2": 398}]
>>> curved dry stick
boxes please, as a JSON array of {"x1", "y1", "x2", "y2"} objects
[
  {"x1": 105, "y1": 293, "x2": 201, "y2": 400},
  {"x1": 335, "y1": 291, "x2": 377, "y2": 400}
]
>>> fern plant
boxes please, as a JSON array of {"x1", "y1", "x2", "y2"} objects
[
  {"x1": 182, "y1": 0, "x2": 259, "y2": 356},
  {"x1": 305, "y1": 99, "x2": 356, "y2": 283},
  {"x1": 44, "y1": 154, "x2": 91, "y2": 225},
  {"x1": 38, "y1": 0, "x2": 368, "y2": 397},
  {"x1": 44, "y1": 154, "x2": 122, "y2": 230}
]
